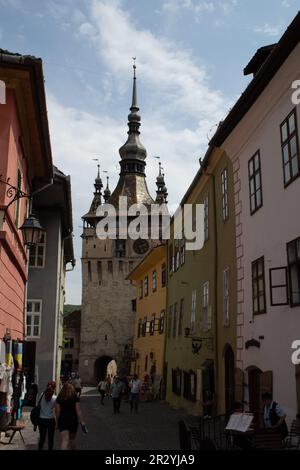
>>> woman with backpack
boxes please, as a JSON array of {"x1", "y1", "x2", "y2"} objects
[{"x1": 37, "y1": 381, "x2": 57, "y2": 450}]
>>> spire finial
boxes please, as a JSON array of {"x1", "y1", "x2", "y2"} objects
[{"x1": 131, "y1": 57, "x2": 138, "y2": 109}]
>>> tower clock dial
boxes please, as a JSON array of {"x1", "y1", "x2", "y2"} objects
[{"x1": 133, "y1": 239, "x2": 149, "y2": 255}]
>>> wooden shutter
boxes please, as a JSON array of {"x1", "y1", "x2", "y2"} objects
[
  {"x1": 196, "y1": 369, "x2": 203, "y2": 402},
  {"x1": 235, "y1": 368, "x2": 244, "y2": 402}
]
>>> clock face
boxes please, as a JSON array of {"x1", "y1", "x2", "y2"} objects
[{"x1": 133, "y1": 239, "x2": 149, "y2": 255}]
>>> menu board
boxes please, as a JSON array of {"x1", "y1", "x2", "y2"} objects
[{"x1": 225, "y1": 413, "x2": 253, "y2": 433}]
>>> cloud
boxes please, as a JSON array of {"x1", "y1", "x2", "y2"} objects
[
  {"x1": 254, "y1": 22, "x2": 283, "y2": 37},
  {"x1": 46, "y1": 0, "x2": 232, "y2": 303},
  {"x1": 160, "y1": 0, "x2": 238, "y2": 20}
]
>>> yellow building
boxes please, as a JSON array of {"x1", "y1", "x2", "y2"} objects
[{"x1": 127, "y1": 244, "x2": 167, "y2": 386}]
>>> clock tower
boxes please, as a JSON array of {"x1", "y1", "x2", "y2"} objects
[{"x1": 79, "y1": 65, "x2": 167, "y2": 384}]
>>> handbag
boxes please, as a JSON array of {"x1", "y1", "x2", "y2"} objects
[{"x1": 30, "y1": 393, "x2": 44, "y2": 428}]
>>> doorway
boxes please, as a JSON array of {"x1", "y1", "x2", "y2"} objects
[
  {"x1": 248, "y1": 367, "x2": 262, "y2": 426},
  {"x1": 94, "y1": 356, "x2": 114, "y2": 383}
]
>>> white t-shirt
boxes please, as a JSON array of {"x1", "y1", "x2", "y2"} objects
[
  {"x1": 39, "y1": 394, "x2": 57, "y2": 419},
  {"x1": 130, "y1": 379, "x2": 142, "y2": 394}
]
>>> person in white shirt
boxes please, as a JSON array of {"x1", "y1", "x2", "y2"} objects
[
  {"x1": 129, "y1": 375, "x2": 142, "y2": 414},
  {"x1": 38, "y1": 381, "x2": 57, "y2": 450}
]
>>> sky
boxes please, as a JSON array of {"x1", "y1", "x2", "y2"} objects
[{"x1": 0, "y1": 0, "x2": 299, "y2": 304}]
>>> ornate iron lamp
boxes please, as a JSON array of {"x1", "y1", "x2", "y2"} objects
[
  {"x1": 184, "y1": 326, "x2": 214, "y2": 354},
  {"x1": 0, "y1": 175, "x2": 43, "y2": 247},
  {"x1": 19, "y1": 213, "x2": 43, "y2": 247}
]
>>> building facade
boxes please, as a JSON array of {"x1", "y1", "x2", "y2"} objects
[
  {"x1": 0, "y1": 50, "x2": 53, "y2": 346},
  {"x1": 79, "y1": 67, "x2": 167, "y2": 384},
  {"x1": 61, "y1": 307, "x2": 81, "y2": 377},
  {"x1": 127, "y1": 244, "x2": 167, "y2": 388},
  {"x1": 210, "y1": 12, "x2": 300, "y2": 423},
  {"x1": 165, "y1": 147, "x2": 237, "y2": 416},
  {"x1": 26, "y1": 167, "x2": 75, "y2": 391}
]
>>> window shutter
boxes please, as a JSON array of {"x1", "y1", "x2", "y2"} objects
[
  {"x1": 269, "y1": 267, "x2": 289, "y2": 306},
  {"x1": 235, "y1": 368, "x2": 244, "y2": 403}
]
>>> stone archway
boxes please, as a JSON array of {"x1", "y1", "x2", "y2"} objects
[{"x1": 94, "y1": 356, "x2": 113, "y2": 383}]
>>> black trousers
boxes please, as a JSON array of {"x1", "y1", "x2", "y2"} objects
[
  {"x1": 113, "y1": 397, "x2": 121, "y2": 414},
  {"x1": 38, "y1": 418, "x2": 56, "y2": 450},
  {"x1": 99, "y1": 391, "x2": 105, "y2": 404}
]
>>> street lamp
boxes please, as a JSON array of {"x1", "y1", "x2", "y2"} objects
[
  {"x1": 20, "y1": 213, "x2": 44, "y2": 247},
  {"x1": 184, "y1": 326, "x2": 214, "y2": 354}
]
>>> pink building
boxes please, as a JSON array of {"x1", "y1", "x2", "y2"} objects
[
  {"x1": 0, "y1": 50, "x2": 52, "y2": 343},
  {"x1": 210, "y1": 13, "x2": 300, "y2": 424}
]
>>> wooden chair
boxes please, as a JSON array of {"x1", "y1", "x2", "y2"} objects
[{"x1": 252, "y1": 428, "x2": 283, "y2": 450}]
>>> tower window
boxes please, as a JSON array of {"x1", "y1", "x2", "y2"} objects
[
  {"x1": 88, "y1": 261, "x2": 92, "y2": 282},
  {"x1": 116, "y1": 240, "x2": 126, "y2": 258},
  {"x1": 108, "y1": 260, "x2": 113, "y2": 274}
]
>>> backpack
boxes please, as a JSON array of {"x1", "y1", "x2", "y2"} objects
[{"x1": 30, "y1": 393, "x2": 44, "y2": 429}]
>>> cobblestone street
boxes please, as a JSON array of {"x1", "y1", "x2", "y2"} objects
[{"x1": 0, "y1": 388, "x2": 195, "y2": 450}]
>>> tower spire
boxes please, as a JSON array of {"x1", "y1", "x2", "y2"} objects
[
  {"x1": 119, "y1": 59, "x2": 147, "y2": 173},
  {"x1": 155, "y1": 161, "x2": 168, "y2": 204},
  {"x1": 104, "y1": 176, "x2": 111, "y2": 203}
]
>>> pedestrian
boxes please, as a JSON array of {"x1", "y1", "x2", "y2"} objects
[
  {"x1": 111, "y1": 376, "x2": 123, "y2": 415},
  {"x1": 262, "y1": 392, "x2": 288, "y2": 440},
  {"x1": 129, "y1": 374, "x2": 142, "y2": 414},
  {"x1": 73, "y1": 373, "x2": 82, "y2": 398},
  {"x1": 106, "y1": 375, "x2": 112, "y2": 396},
  {"x1": 55, "y1": 382, "x2": 86, "y2": 450},
  {"x1": 37, "y1": 381, "x2": 57, "y2": 450},
  {"x1": 97, "y1": 378, "x2": 107, "y2": 405}
]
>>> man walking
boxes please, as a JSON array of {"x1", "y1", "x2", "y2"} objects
[
  {"x1": 111, "y1": 376, "x2": 123, "y2": 414},
  {"x1": 97, "y1": 378, "x2": 108, "y2": 405},
  {"x1": 129, "y1": 374, "x2": 142, "y2": 414}
]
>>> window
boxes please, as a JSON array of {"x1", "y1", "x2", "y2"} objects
[
  {"x1": 29, "y1": 232, "x2": 46, "y2": 268},
  {"x1": 280, "y1": 109, "x2": 300, "y2": 186},
  {"x1": 144, "y1": 276, "x2": 148, "y2": 297},
  {"x1": 137, "y1": 319, "x2": 142, "y2": 338},
  {"x1": 191, "y1": 290, "x2": 196, "y2": 333},
  {"x1": 150, "y1": 314, "x2": 155, "y2": 336},
  {"x1": 145, "y1": 355, "x2": 148, "y2": 372},
  {"x1": 161, "y1": 263, "x2": 166, "y2": 287},
  {"x1": 115, "y1": 239, "x2": 126, "y2": 257},
  {"x1": 132, "y1": 299, "x2": 136, "y2": 312},
  {"x1": 223, "y1": 268, "x2": 229, "y2": 326},
  {"x1": 204, "y1": 196, "x2": 209, "y2": 242},
  {"x1": 152, "y1": 270, "x2": 157, "y2": 292},
  {"x1": 175, "y1": 245, "x2": 180, "y2": 271},
  {"x1": 159, "y1": 310, "x2": 165, "y2": 334},
  {"x1": 180, "y1": 239, "x2": 185, "y2": 266},
  {"x1": 173, "y1": 303, "x2": 178, "y2": 337},
  {"x1": 287, "y1": 237, "x2": 300, "y2": 306},
  {"x1": 252, "y1": 257, "x2": 266, "y2": 315},
  {"x1": 139, "y1": 280, "x2": 143, "y2": 299},
  {"x1": 26, "y1": 300, "x2": 42, "y2": 338},
  {"x1": 221, "y1": 168, "x2": 229, "y2": 220},
  {"x1": 119, "y1": 260, "x2": 123, "y2": 272},
  {"x1": 178, "y1": 299, "x2": 184, "y2": 336},
  {"x1": 248, "y1": 151, "x2": 263, "y2": 214},
  {"x1": 108, "y1": 260, "x2": 113, "y2": 274},
  {"x1": 169, "y1": 244, "x2": 173, "y2": 274},
  {"x1": 202, "y1": 282, "x2": 211, "y2": 331},
  {"x1": 168, "y1": 306, "x2": 173, "y2": 338},
  {"x1": 183, "y1": 370, "x2": 197, "y2": 402},
  {"x1": 64, "y1": 337, "x2": 74, "y2": 349},
  {"x1": 97, "y1": 261, "x2": 102, "y2": 282},
  {"x1": 142, "y1": 317, "x2": 147, "y2": 337}
]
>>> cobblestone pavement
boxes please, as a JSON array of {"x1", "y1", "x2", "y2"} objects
[{"x1": 0, "y1": 387, "x2": 197, "y2": 450}]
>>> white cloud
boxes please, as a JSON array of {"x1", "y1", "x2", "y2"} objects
[
  {"x1": 254, "y1": 22, "x2": 283, "y2": 37},
  {"x1": 47, "y1": 0, "x2": 233, "y2": 302},
  {"x1": 161, "y1": 0, "x2": 238, "y2": 20}
]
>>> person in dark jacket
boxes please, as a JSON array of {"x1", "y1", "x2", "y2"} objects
[{"x1": 262, "y1": 392, "x2": 288, "y2": 440}]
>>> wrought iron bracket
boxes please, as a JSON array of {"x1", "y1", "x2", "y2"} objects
[{"x1": 0, "y1": 175, "x2": 30, "y2": 220}]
